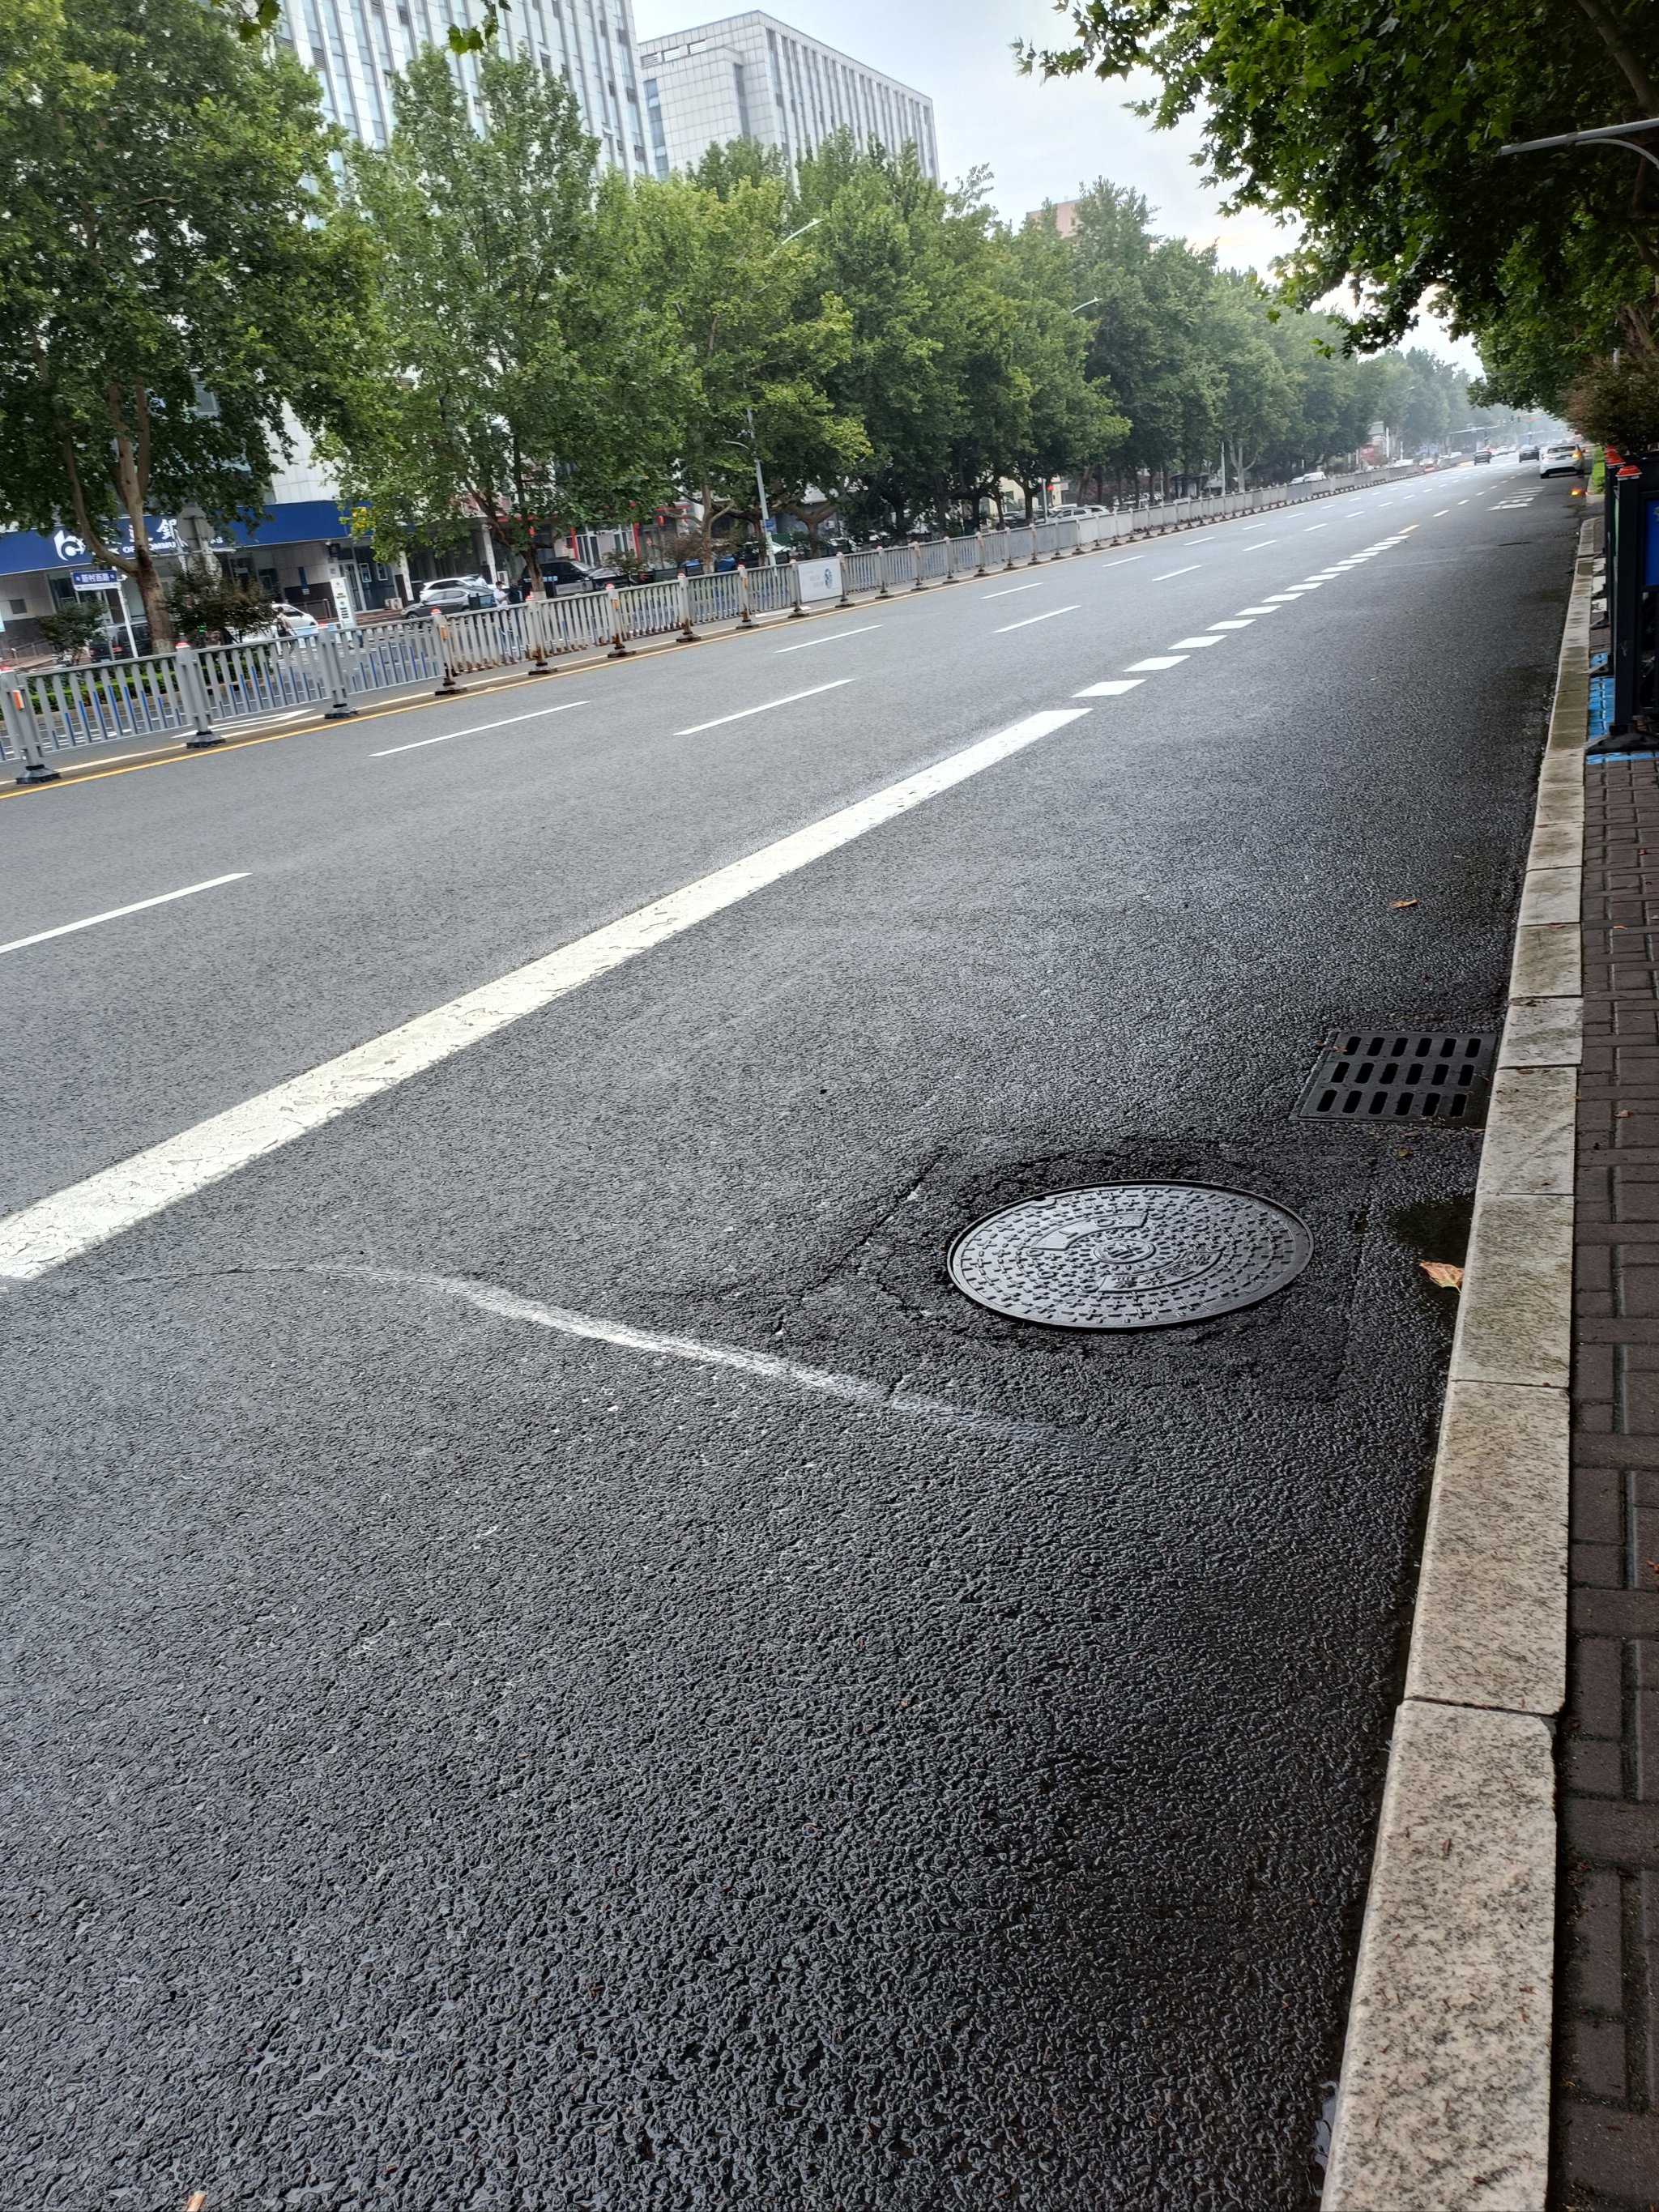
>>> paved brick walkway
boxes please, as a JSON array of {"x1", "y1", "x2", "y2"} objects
[{"x1": 1558, "y1": 747, "x2": 1659, "y2": 2210}]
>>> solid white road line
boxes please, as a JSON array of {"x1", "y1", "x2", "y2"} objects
[
  {"x1": 1169, "y1": 635, "x2": 1224, "y2": 649},
  {"x1": 0, "y1": 873, "x2": 250, "y2": 958},
  {"x1": 996, "y1": 605, "x2": 1078, "y2": 633},
  {"x1": 1125, "y1": 655, "x2": 1187, "y2": 671},
  {"x1": 0, "y1": 708, "x2": 1090, "y2": 1284},
  {"x1": 1154, "y1": 565, "x2": 1201, "y2": 580},
  {"x1": 676, "y1": 680, "x2": 851, "y2": 735},
  {"x1": 980, "y1": 582, "x2": 1042, "y2": 599},
  {"x1": 1073, "y1": 680, "x2": 1144, "y2": 697},
  {"x1": 328, "y1": 1264, "x2": 1058, "y2": 1444},
  {"x1": 776, "y1": 624, "x2": 881, "y2": 653},
  {"x1": 373, "y1": 701, "x2": 590, "y2": 757}
]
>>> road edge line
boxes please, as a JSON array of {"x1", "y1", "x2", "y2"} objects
[{"x1": 1322, "y1": 518, "x2": 1592, "y2": 2212}]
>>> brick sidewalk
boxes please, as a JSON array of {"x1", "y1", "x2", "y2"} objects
[{"x1": 1557, "y1": 747, "x2": 1659, "y2": 2209}]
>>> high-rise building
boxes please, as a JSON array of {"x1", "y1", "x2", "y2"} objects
[
  {"x1": 637, "y1": 11, "x2": 936, "y2": 183},
  {"x1": 275, "y1": 0, "x2": 650, "y2": 173}
]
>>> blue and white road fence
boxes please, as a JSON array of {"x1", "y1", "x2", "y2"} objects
[{"x1": 2, "y1": 467, "x2": 1416, "y2": 776}]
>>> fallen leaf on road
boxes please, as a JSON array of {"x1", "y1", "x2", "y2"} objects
[
  {"x1": 1389, "y1": 898, "x2": 1418, "y2": 910},
  {"x1": 1421, "y1": 1261, "x2": 1464, "y2": 1289}
]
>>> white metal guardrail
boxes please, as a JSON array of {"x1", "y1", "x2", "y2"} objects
[{"x1": 2, "y1": 463, "x2": 1422, "y2": 781}]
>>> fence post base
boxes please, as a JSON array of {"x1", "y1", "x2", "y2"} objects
[
  {"x1": 676, "y1": 574, "x2": 698, "y2": 641},
  {"x1": 788, "y1": 560, "x2": 807, "y2": 618},
  {"x1": 174, "y1": 643, "x2": 220, "y2": 748},
  {"x1": 185, "y1": 732, "x2": 226, "y2": 750}
]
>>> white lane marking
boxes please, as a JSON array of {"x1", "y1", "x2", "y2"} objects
[
  {"x1": 1100, "y1": 556, "x2": 1145, "y2": 569},
  {"x1": 1261, "y1": 595, "x2": 1303, "y2": 603},
  {"x1": 776, "y1": 624, "x2": 881, "y2": 653},
  {"x1": 1433, "y1": 508, "x2": 1450, "y2": 516},
  {"x1": 1239, "y1": 538, "x2": 1279, "y2": 550},
  {"x1": 1154, "y1": 565, "x2": 1201, "y2": 580},
  {"x1": 1303, "y1": 523, "x2": 1328, "y2": 531},
  {"x1": 0, "y1": 873, "x2": 249, "y2": 958},
  {"x1": 1169, "y1": 635, "x2": 1224, "y2": 649},
  {"x1": 1235, "y1": 606, "x2": 1281, "y2": 616},
  {"x1": 676, "y1": 680, "x2": 851, "y2": 735},
  {"x1": 1073, "y1": 679, "x2": 1144, "y2": 697},
  {"x1": 996, "y1": 604, "x2": 1079, "y2": 633},
  {"x1": 0, "y1": 709, "x2": 1090, "y2": 1282},
  {"x1": 373, "y1": 701, "x2": 590, "y2": 757},
  {"x1": 980, "y1": 582, "x2": 1042, "y2": 599},
  {"x1": 1206, "y1": 620, "x2": 1255, "y2": 629},
  {"x1": 1457, "y1": 499, "x2": 1469, "y2": 505},
  {"x1": 1125, "y1": 655, "x2": 1187, "y2": 671},
  {"x1": 326, "y1": 1264, "x2": 1060, "y2": 1446}
]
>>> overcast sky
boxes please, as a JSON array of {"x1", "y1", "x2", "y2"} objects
[{"x1": 631, "y1": 0, "x2": 1480, "y2": 369}]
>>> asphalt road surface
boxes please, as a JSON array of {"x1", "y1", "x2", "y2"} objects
[{"x1": 3, "y1": 464, "x2": 1577, "y2": 2210}]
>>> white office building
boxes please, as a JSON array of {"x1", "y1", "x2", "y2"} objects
[
  {"x1": 638, "y1": 11, "x2": 936, "y2": 182},
  {"x1": 275, "y1": 0, "x2": 650, "y2": 173}
]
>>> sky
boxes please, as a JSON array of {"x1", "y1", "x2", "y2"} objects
[{"x1": 631, "y1": 0, "x2": 1482, "y2": 371}]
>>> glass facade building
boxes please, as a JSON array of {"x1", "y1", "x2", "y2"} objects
[{"x1": 638, "y1": 11, "x2": 936, "y2": 184}]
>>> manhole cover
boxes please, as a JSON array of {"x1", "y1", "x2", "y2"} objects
[{"x1": 947, "y1": 1183, "x2": 1313, "y2": 1331}]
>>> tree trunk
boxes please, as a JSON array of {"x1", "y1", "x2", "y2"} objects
[{"x1": 104, "y1": 382, "x2": 173, "y2": 650}]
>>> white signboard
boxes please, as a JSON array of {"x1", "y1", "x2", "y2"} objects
[{"x1": 795, "y1": 555, "x2": 842, "y2": 605}]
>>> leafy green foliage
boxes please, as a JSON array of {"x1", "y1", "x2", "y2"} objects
[
  {"x1": 34, "y1": 598, "x2": 108, "y2": 655},
  {"x1": 1023, "y1": 0, "x2": 1659, "y2": 409},
  {"x1": 0, "y1": 0, "x2": 377, "y2": 645},
  {"x1": 162, "y1": 556, "x2": 275, "y2": 642},
  {"x1": 1566, "y1": 352, "x2": 1659, "y2": 454},
  {"x1": 327, "y1": 49, "x2": 685, "y2": 582}
]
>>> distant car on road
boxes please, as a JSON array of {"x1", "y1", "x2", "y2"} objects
[
  {"x1": 539, "y1": 556, "x2": 628, "y2": 595},
  {"x1": 1518, "y1": 444, "x2": 1540, "y2": 461},
  {"x1": 1473, "y1": 446, "x2": 1494, "y2": 464},
  {"x1": 418, "y1": 574, "x2": 505, "y2": 613},
  {"x1": 1290, "y1": 468, "x2": 1326, "y2": 484},
  {"x1": 1538, "y1": 442, "x2": 1583, "y2": 478}
]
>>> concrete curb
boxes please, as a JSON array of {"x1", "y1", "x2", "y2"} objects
[{"x1": 1323, "y1": 521, "x2": 1594, "y2": 2210}]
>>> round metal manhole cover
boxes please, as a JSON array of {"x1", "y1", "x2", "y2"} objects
[{"x1": 946, "y1": 1183, "x2": 1313, "y2": 1331}]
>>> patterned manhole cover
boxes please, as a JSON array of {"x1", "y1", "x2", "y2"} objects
[{"x1": 946, "y1": 1183, "x2": 1313, "y2": 1331}]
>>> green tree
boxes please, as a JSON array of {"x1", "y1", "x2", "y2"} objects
[
  {"x1": 331, "y1": 48, "x2": 683, "y2": 590},
  {"x1": 1024, "y1": 2, "x2": 1659, "y2": 408},
  {"x1": 631, "y1": 163, "x2": 869, "y2": 562},
  {"x1": 0, "y1": 0, "x2": 376, "y2": 646}
]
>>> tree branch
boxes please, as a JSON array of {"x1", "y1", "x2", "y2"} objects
[{"x1": 1576, "y1": 0, "x2": 1659, "y2": 114}]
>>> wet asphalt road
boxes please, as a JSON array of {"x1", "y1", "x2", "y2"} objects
[{"x1": 3, "y1": 466, "x2": 1577, "y2": 2210}]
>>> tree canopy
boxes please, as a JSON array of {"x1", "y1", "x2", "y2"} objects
[
  {"x1": 1024, "y1": 0, "x2": 1659, "y2": 420},
  {"x1": 0, "y1": 0, "x2": 376, "y2": 644}
]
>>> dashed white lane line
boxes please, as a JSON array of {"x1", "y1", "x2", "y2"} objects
[
  {"x1": 1239, "y1": 538, "x2": 1279, "y2": 550},
  {"x1": 980, "y1": 581, "x2": 1043, "y2": 599},
  {"x1": 1303, "y1": 523, "x2": 1328, "y2": 531},
  {"x1": 676, "y1": 680, "x2": 851, "y2": 735},
  {"x1": 776, "y1": 624, "x2": 881, "y2": 653},
  {"x1": 373, "y1": 700, "x2": 591, "y2": 757},
  {"x1": 1169, "y1": 635, "x2": 1225, "y2": 649},
  {"x1": 1206, "y1": 619, "x2": 1255, "y2": 629},
  {"x1": 0, "y1": 708, "x2": 1090, "y2": 1282},
  {"x1": 1073, "y1": 680, "x2": 1144, "y2": 697},
  {"x1": 1235, "y1": 606, "x2": 1281, "y2": 616},
  {"x1": 1434, "y1": 508, "x2": 1450, "y2": 516},
  {"x1": 1125, "y1": 655, "x2": 1188, "y2": 671},
  {"x1": 1101, "y1": 556, "x2": 1145, "y2": 569},
  {"x1": 1261, "y1": 595, "x2": 1303, "y2": 603},
  {"x1": 1154, "y1": 565, "x2": 1201, "y2": 580},
  {"x1": 0, "y1": 873, "x2": 249, "y2": 957},
  {"x1": 996, "y1": 605, "x2": 1079, "y2": 633}
]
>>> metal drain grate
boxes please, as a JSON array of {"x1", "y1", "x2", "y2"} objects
[{"x1": 1299, "y1": 1029, "x2": 1497, "y2": 1126}]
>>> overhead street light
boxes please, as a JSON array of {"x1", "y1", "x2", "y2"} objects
[{"x1": 1499, "y1": 115, "x2": 1659, "y2": 173}]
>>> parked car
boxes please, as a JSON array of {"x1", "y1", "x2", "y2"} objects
[
  {"x1": 1538, "y1": 441, "x2": 1583, "y2": 478},
  {"x1": 418, "y1": 574, "x2": 505, "y2": 613},
  {"x1": 1518, "y1": 444, "x2": 1540, "y2": 461},
  {"x1": 241, "y1": 603, "x2": 322, "y2": 642},
  {"x1": 538, "y1": 555, "x2": 627, "y2": 595},
  {"x1": 1290, "y1": 468, "x2": 1326, "y2": 484}
]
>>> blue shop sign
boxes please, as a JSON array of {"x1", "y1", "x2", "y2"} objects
[{"x1": 71, "y1": 568, "x2": 121, "y2": 587}]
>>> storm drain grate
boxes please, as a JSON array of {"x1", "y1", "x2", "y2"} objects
[{"x1": 1299, "y1": 1029, "x2": 1498, "y2": 1126}]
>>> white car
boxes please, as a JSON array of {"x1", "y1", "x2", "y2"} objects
[
  {"x1": 1538, "y1": 442, "x2": 1583, "y2": 478},
  {"x1": 1290, "y1": 468, "x2": 1327, "y2": 484},
  {"x1": 242, "y1": 603, "x2": 321, "y2": 642},
  {"x1": 418, "y1": 574, "x2": 504, "y2": 613}
]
